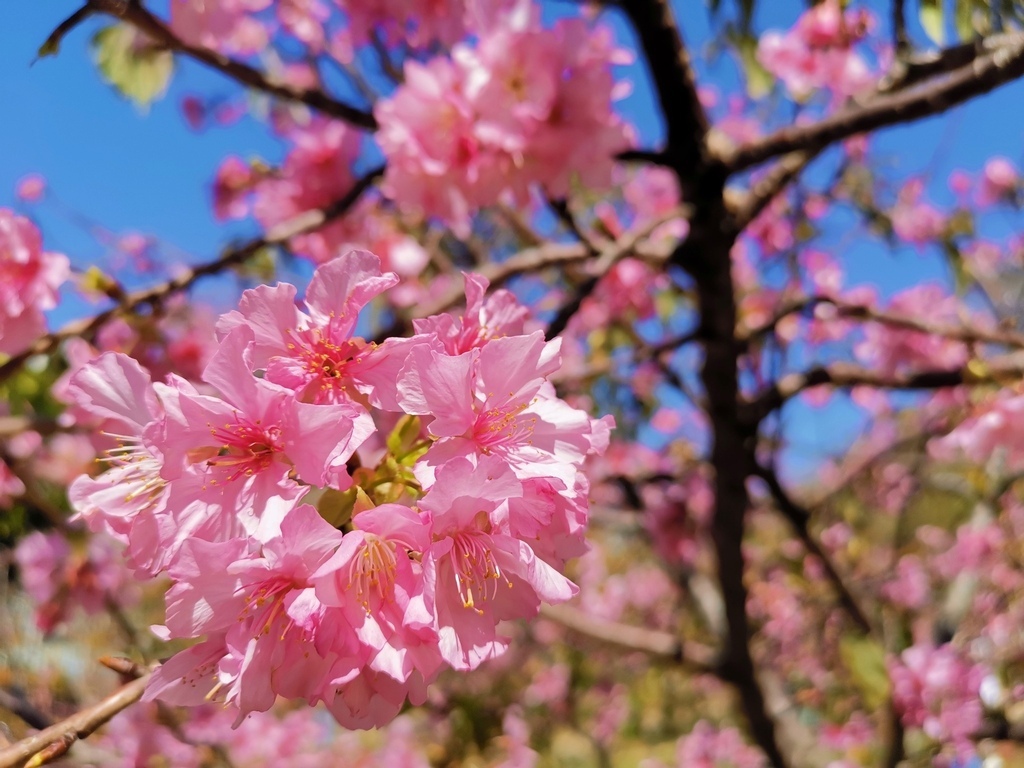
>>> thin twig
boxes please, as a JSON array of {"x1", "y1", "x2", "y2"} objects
[
  {"x1": 547, "y1": 198, "x2": 604, "y2": 253},
  {"x1": 0, "y1": 672, "x2": 151, "y2": 768},
  {"x1": 741, "y1": 294, "x2": 1024, "y2": 349},
  {"x1": 0, "y1": 690, "x2": 52, "y2": 732},
  {"x1": 893, "y1": 0, "x2": 909, "y2": 56},
  {"x1": 745, "y1": 356, "x2": 1024, "y2": 423}
]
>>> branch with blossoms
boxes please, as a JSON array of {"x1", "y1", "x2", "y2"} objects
[
  {"x1": 741, "y1": 294, "x2": 1024, "y2": 349},
  {"x1": 0, "y1": 165, "x2": 383, "y2": 385},
  {"x1": 3, "y1": 250, "x2": 611, "y2": 747},
  {"x1": 376, "y1": 204, "x2": 687, "y2": 340},
  {"x1": 723, "y1": 34, "x2": 1024, "y2": 172},
  {"x1": 41, "y1": 0, "x2": 376, "y2": 129}
]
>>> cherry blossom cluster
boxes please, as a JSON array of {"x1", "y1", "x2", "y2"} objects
[
  {"x1": 375, "y1": 10, "x2": 630, "y2": 235},
  {"x1": 98, "y1": 702, "x2": 432, "y2": 768},
  {"x1": 214, "y1": 120, "x2": 431, "y2": 277},
  {"x1": 889, "y1": 645, "x2": 988, "y2": 764},
  {"x1": 248, "y1": 118, "x2": 365, "y2": 264},
  {"x1": 64, "y1": 249, "x2": 611, "y2": 728},
  {"x1": 170, "y1": 0, "x2": 272, "y2": 57},
  {"x1": 757, "y1": 0, "x2": 880, "y2": 101},
  {"x1": 641, "y1": 720, "x2": 766, "y2": 768},
  {"x1": 13, "y1": 530, "x2": 136, "y2": 634},
  {"x1": 0, "y1": 208, "x2": 69, "y2": 355},
  {"x1": 171, "y1": 0, "x2": 517, "y2": 56}
]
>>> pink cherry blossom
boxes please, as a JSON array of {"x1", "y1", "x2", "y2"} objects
[
  {"x1": 375, "y1": 16, "x2": 628, "y2": 234},
  {"x1": 978, "y1": 156, "x2": 1019, "y2": 206},
  {"x1": 890, "y1": 644, "x2": 987, "y2": 763},
  {"x1": 622, "y1": 167, "x2": 689, "y2": 242},
  {"x1": 63, "y1": 247, "x2": 612, "y2": 734},
  {"x1": 0, "y1": 209, "x2": 69, "y2": 353},
  {"x1": 341, "y1": 0, "x2": 518, "y2": 50},
  {"x1": 494, "y1": 707, "x2": 539, "y2": 768},
  {"x1": 881, "y1": 554, "x2": 931, "y2": 610},
  {"x1": 757, "y1": 0, "x2": 878, "y2": 100},
  {"x1": 398, "y1": 332, "x2": 611, "y2": 486},
  {"x1": 217, "y1": 250, "x2": 417, "y2": 408},
  {"x1": 854, "y1": 284, "x2": 969, "y2": 375},
  {"x1": 213, "y1": 156, "x2": 257, "y2": 220},
  {"x1": 170, "y1": 0, "x2": 271, "y2": 57},
  {"x1": 154, "y1": 326, "x2": 374, "y2": 519},
  {"x1": 64, "y1": 353, "x2": 168, "y2": 550},
  {"x1": 891, "y1": 179, "x2": 946, "y2": 246},
  {"x1": 277, "y1": 0, "x2": 328, "y2": 50},
  {"x1": 0, "y1": 456, "x2": 25, "y2": 509},
  {"x1": 671, "y1": 720, "x2": 766, "y2": 768},
  {"x1": 15, "y1": 173, "x2": 46, "y2": 202},
  {"x1": 420, "y1": 457, "x2": 578, "y2": 670},
  {"x1": 155, "y1": 504, "x2": 354, "y2": 722},
  {"x1": 313, "y1": 503, "x2": 440, "y2": 684},
  {"x1": 413, "y1": 272, "x2": 529, "y2": 355},
  {"x1": 14, "y1": 531, "x2": 135, "y2": 633}
]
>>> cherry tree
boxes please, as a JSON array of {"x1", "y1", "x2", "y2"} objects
[{"x1": 2, "y1": 0, "x2": 1024, "y2": 766}]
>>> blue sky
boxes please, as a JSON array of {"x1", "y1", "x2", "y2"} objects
[{"x1": 2, "y1": 1, "x2": 1023, "y2": 479}]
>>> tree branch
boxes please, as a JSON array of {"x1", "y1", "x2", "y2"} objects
[
  {"x1": 539, "y1": 604, "x2": 715, "y2": 672},
  {"x1": 741, "y1": 294, "x2": 1024, "y2": 349},
  {"x1": 683, "y1": 201, "x2": 791, "y2": 766},
  {"x1": 0, "y1": 689, "x2": 52, "y2": 732},
  {"x1": 0, "y1": 165, "x2": 383, "y2": 385},
  {"x1": 722, "y1": 36, "x2": 1024, "y2": 173},
  {"x1": 0, "y1": 672, "x2": 150, "y2": 768},
  {"x1": 35, "y1": 5, "x2": 95, "y2": 61},
  {"x1": 730, "y1": 151, "x2": 816, "y2": 232},
  {"x1": 745, "y1": 357, "x2": 1024, "y2": 423},
  {"x1": 617, "y1": 0, "x2": 710, "y2": 173},
  {"x1": 892, "y1": 0, "x2": 909, "y2": 56},
  {"x1": 374, "y1": 208, "x2": 681, "y2": 342},
  {"x1": 544, "y1": 205, "x2": 690, "y2": 340},
  {"x1": 879, "y1": 31, "x2": 1024, "y2": 93},
  {"x1": 754, "y1": 465, "x2": 874, "y2": 635},
  {"x1": 83, "y1": 0, "x2": 376, "y2": 129}
]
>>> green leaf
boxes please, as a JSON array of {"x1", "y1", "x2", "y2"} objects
[
  {"x1": 728, "y1": 29, "x2": 774, "y2": 99},
  {"x1": 312, "y1": 487, "x2": 357, "y2": 529},
  {"x1": 91, "y1": 24, "x2": 173, "y2": 110},
  {"x1": 386, "y1": 415, "x2": 423, "y2": 459},
  {"x1": 840, "y1": 636, "x2": 891, "y2": 710},
  {"x1": 920, "y1": 0, "x2": 946, "y2": 45},
  {"x1": 233, "y1": 244, "x2": 278, "y2": 283},
  {"x1": 955, "y1": 0, "x2": 975, "y2": 38},
  {"x1": 955, "y1": 0, "x2": 992, "y2": 38}
]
